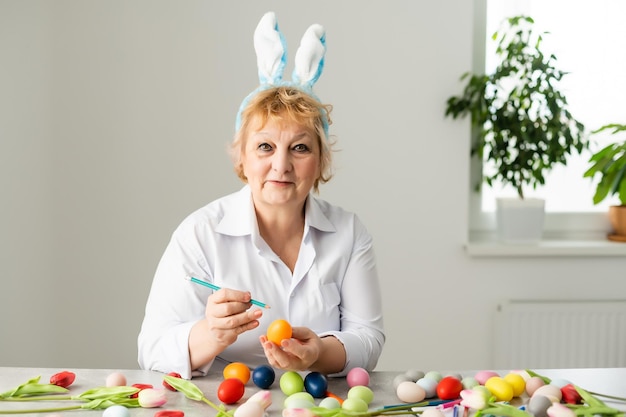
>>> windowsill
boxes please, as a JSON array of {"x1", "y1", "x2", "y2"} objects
[{"x1": 466, "y1": 236, "x2": 626, "y2": 257}]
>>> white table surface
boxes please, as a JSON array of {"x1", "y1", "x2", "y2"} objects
[{"x1": 1, "y1": 367, "x2": 626, "y2": 416}]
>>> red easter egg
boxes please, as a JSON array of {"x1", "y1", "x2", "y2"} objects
[
  {"x1": 217, "y1": 378, "x2": 245, "y2": 404},
  {"x1": 436, "y1": 376, "x2": 463, "y2": 400}
]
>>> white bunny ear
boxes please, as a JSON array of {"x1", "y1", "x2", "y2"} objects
[
  {"x1": 253, "y1": 11, "x2": 287, "y2": 85},
  {"x1": 292, "y1": 23, "x2": 326, "y2": 89}
]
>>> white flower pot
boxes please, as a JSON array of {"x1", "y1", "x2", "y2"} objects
[{"x1": 496, "y1": 198, "x2": 545, "y2": 244}]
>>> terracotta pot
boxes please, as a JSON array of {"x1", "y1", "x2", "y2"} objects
[{"x1": 608, "y1": 205, "x2": 626, "y2": 238}]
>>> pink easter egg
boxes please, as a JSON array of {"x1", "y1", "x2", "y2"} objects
[
  {"x1": 474, "y1": 370, "x2": 499, "y2": 385},
  {"x1": 106, "y1": 372, "x2": 127, "y2": 387},
  {"x1": 525, "y1": 376, "x2": 545, "y2": 396},
  {"x1": 347, "y1": 367, "x2": 370, "y2": 387}
]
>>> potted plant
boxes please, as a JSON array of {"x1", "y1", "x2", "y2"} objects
[
  {"x1": 445, "y1": 15, "x2": 587, "y2": 243},
  {"x1": 584, "y1": 123, "x2": 626, "y2": 242}
]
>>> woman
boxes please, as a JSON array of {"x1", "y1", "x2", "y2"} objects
[{"x1": 137, "y1": 12, "x2": 384, "y2": 379}]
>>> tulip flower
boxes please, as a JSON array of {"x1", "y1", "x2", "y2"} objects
[
  {"x1": 0, "y1": 376, "x2": 68, "y2": 399},
  {"x1": 561, "y1": 384, "x2": 582, "y2": 405},
  {"x1": 460, "y1": 388, "x2": 490, "y2": 410},
  {"x1": 163, "y1": 373, "x2": 182, "y2": 392},
  {"x1": 138, "y1": 388, "x2": 167, "y2": 408},
  {"x1": 154, "y1": 411, "x2": 185, "y2": 417},
  {"x1": 49, "y1": 371, "x2": 76, "y2": 389},
  {"x1": 245, "y1": 390, "x2": 272, "y2": 410},
  {"x1": 161, "y1": 375, "x2": 231, "y2": 417},
  {"x1": 547, "y1": 403, "x2": 576, "y2": 417}
]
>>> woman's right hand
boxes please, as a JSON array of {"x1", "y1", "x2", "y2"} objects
[
  {"x1": 189, "y1": 288, "x2": 263, "y2": 370},
  {"x1": 204, "y1": 288, "x2": 263, "y2": 347}
]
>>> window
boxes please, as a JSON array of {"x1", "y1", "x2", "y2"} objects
[{"x1": 471, "y1": 0, "x2": 626, "y2": 241}]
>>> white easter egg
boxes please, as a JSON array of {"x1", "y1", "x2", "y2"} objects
[
  {"x1": 396, "y1": 381, "x2": 426, "y2": 403},
  {"x1": 422, "y1": 409, "x2": 446, "y2": 417},
  {"x1": 102, "y1": 405, "x2": 130, "y2": 417},
  {"x1": 319, "y1": 397, "x2": 341, "y2": 409},
  {"x1": 416, "y1": 377, "x2": 438, "y2": 398},
  {"x1": 532, "y1": 384, "x2": 562, "y2": 403}
]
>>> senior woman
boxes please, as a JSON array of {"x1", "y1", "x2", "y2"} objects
[{"x1": 137, "y1": 12, "x2": 384, "y2": 379}]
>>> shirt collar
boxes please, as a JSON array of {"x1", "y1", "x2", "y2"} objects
[{"x1": 216, "y1": 185, "x2": 336, "y2": 236}]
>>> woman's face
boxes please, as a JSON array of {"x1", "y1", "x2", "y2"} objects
[{"x1": 242, "y1": 117, "x2": 321, "y2": 212}]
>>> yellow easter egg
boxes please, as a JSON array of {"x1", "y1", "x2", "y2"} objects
[
  {"x1": 485, "y1": 376, "x2": 514, "y2": 402},
  {"x1": 504, "y1": 373, "x2": 526, "y2": 397}
]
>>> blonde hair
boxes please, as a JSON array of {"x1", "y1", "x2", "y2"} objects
[{"x1": 229, "y1": 86, "x2": 335, "y2": 193}]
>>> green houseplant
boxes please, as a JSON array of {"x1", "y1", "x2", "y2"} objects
[
  {"x1": 584, "y1": 123, "x2": 626, "y2": 240},
  {"x1": 445, "y1": 15, "x2": 588, "y2": 242}
]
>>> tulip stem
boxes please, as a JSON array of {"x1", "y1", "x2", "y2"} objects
[
  {"x1": 0, "y1": 395, "x2": 74, "y2": 402},
  {"x1": 587, "y1": 392, "x2": 626, "y2": 402},
  {"x1": 0, "y1": 405, "x2": 82, "y2": 414}
]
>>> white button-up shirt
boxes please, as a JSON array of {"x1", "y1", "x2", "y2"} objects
[{"x1": 138, "y1": 186, "x2": 385, "y2": 379}]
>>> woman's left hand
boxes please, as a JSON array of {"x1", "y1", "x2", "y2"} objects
[{"x1": 259, "y1": 326, "x2": 322, "y2": 371}]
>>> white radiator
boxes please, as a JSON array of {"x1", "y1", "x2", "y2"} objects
[{"x1": 493, "y1": 300, "x2": 626, "y2": 369}]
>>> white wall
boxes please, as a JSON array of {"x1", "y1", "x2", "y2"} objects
[{"x1": 1, "y1": 1, "x2": 624, "y2": 372}]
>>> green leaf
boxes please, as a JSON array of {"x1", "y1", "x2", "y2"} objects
[
  {"x1": 0, "y1": 377, "x2": 69, "y2": 399},
  {"x1": 525, "y1": 369, "x2": 551, "y2": 384},
  {"x1": 574, "y1": 385, "x2": 606, "y2": 407},
  {"x1": 75, "y1": 386, "x2": 139, "y2": 400},
  {"x1": 163, "y1": 375, "x2": 205, "y2": 402}
]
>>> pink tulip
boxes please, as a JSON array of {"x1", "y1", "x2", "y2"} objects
[
  {"x1": 282, "y1": 408, "x2": 315, "y2": 417},
  {"x1": 246, "y1": 390, "x2": 272, "y2": 409},
  {"x1": 460, "y1": 388, "x2": 489, "y2": 410},
  {"x1": 547, "y1": 402, "x2": 576, "y2": 417},
  {"x1": 138, "y1": 388, "x2": 167, "y2": 408}
]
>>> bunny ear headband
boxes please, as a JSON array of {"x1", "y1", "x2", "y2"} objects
[{"x1": 235, "y1": 11, "x2": 329, "y2": 138}]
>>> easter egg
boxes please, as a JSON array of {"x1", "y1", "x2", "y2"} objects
[
  {"x1": 234, "y1": 401, "x2": 265, "y2": 417},
  {"x1": 304, "y1": 372, "x2": 328, "y2": 398},
  {"x1": 549, "y1": 378, "x2": 571, "y2": 389},
  {"x1": 342, "y1": 398, "x2": 369, "y2": 413},
  {"x1": 485, "y1": 376, "x2": 513, "y2": 402},
  {"x1": 424, "y1": 371, "x2": 442, "y2": 382},
  {"x1": 347, "y1": 367, "x2": 370, "y2": 387},
  {"x1": 475, "y1": 370, "x2": 499, "y2": 385},
  {"x1": 217, "y1": 378, "x2": 245, "y2": 404},
  {"x1": 284, "y1": 392, "x2": 315, "y2": 407},
  {"x1": 396, "y1": 381, "x2": 426, "y2": 403},
  {"x1": 504, "y1": 373, "x2": 526, "y2": 397},
  {"x1": 280, "y1": 371, "x2": 304, "y2": 396},
  {"x1": 525, "y1": 376, "x2": 545, "y2": 396},
  {"x1": 319, "y1": 397, "x2": 341, "y2": 409},
  {"x1": 252, "y1": 365, "x2": 275, "y2": 389},
  {"x1": 404, "y1": 369, "x2": 425, "y2": 382},
  {"x1": 267, "y1": 319, "x2": 292, "y2": 345},
  {"x1": 224, "y1": 362, "x2": 251, "y2": 384},
  {"x1": 103, "y1": 405, "x2": 130, "y2": 417},
  {"x1": 422, "y1": 409, "x2": 446, "y2": 417},
  {"x1": 284, "y1": 393, "x2": 315, "y2": 409},
  {"x1": 528, "y1": 394, "x2": 553, "y2": 417},
  {"x1": 416, "y1": 377, "x2": 438, "y2": 398},
  {"x1": 532, "y1": 384, "x2": 562, "y2": 402},
  {"x1": 105, "y1": 372, "x2": 127, "y2": 387},
  {"x1": 393, "y1": 374, "x2": 413, "y2": 389},
  {"x1": 436, "y1": 376, "x2": 463, "y2": 400},
  {"x1": 461, "y1": 377, "x2": 479, "y2": 389},
  {"x1": 348, "y1": 386, "x2": 374, "y2": 405}
]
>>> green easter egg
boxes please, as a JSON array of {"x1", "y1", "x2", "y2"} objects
[
  {"x1": 347, "y1": 386, "x2": 374, "y2": 404},
  {"x1": 342, "y1": 398, "x2": 368, "y2": 413},
  {"x1": 280, "y1": 371, "x2": 304, "y2": 396}
]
